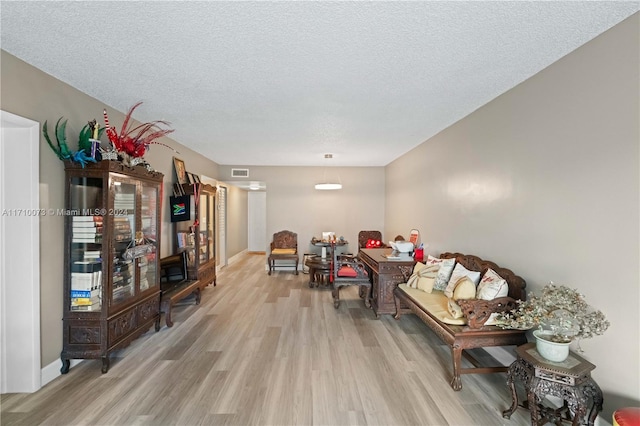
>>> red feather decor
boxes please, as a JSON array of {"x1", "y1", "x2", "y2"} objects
[{"x1": 103, "y1": 102, "x2": 175, "y2": 163}]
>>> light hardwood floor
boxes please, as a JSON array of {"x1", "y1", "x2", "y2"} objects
[{"x1": 1, "y1": 253, "x2": 531, "y2": 426}]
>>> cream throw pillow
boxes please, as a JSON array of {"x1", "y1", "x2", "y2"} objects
[
  {"x1": 445, "y1": 277, "x2": 476, "y2": 320},
  {"x1": 444, "y1": 264, "x2": 481, "y2": 298},
  {"x1": 407, "y1": 262, "x2": 439, "y2": 293},
  {"x1": 477, "y1": 268, "x2": 509, "y2": 300},
  {"x1": 426, "y1": 255, "x2": 456, "y2": 291},
  {"x1": 452, "y1": 276, "x2": 477, "y2": 300},
  {"x1": 447, "y1": 299, "x2": 464, "y2": 319}
]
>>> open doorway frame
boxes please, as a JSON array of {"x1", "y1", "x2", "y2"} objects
[{"x1": 0, "y1": 110, "x2": 41, "y2": 393}]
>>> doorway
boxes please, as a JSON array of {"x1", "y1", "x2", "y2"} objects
[
  {"x1": 0, "y1": 110, "x2": 41, "y2": 393},
  {"x1": 247, "y1": 191, "x2": 266, "y2": 252}
]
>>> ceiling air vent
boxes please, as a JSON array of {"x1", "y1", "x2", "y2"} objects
[{"x1": 231, "y1": 168, "x2": 249, "y2": 178}]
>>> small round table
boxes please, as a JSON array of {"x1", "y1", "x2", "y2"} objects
[{"x1": 305, "y1": 256, "x2": 332, "y2": 288}]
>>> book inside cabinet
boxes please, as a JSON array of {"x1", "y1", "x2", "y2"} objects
[
  {"x1": 173, "y1": 183, "x2": 217, "y2": 287},
  {"x1": 61, "y1": 161, "x2": 163, "y2": 374}
]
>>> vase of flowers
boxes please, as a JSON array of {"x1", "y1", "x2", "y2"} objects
[{"x1": 496, "y1": 282, "x2": 609, "y2": 362}]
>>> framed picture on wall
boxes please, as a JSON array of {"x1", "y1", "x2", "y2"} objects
[{"x1": 173, "y1": 157, "x2": 188, "y2": 184}]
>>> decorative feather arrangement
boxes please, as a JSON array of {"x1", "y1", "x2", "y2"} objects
[
  {"x1": 43, "y1": 117, "x2": 98, "y2": 167},
  {"x1": 103, "y1": 102, "x2": 175, "y2": 164}
]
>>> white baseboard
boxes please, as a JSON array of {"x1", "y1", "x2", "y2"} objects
[
  {"x1": 228, "y1": 249, "x2": 247, "y2": 265},
  {"x1": 41, "y1": 358, "x2": 83, "y2": 387}
]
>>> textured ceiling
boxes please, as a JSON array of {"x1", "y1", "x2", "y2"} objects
[{"x1": 1, "y1": 1, "x2": 638, "y2": 167}]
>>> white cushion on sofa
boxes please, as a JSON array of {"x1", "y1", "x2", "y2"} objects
[{"x1": 476, "y1": 268, "x2": 509, "y2": 300}]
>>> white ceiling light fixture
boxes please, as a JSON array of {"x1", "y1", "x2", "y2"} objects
[{"x1": 314, "y1": 154, "x2": 342, "y2": 190}]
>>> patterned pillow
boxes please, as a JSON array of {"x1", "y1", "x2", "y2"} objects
[
  {"x1": 444, "y1": 263, "x2": 481, "y2": 298},
  {"x1": 426, "y1": 255, "x2": 456, "y2": 291},
  {"x1": 476, "y1": 268, "x2": 509, "y2": 300},
  {"x1": 407, "y1": 262, "x2": 439, "y2": 293},
  {"x1": 406, "y1": 263, "x2": 426, "y2": 289}
]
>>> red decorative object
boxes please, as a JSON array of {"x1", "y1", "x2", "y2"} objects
[
  {"x1": 365, "y1": 239, "x2": 382, "y2": 248},
  {"x1": 103, "y1": 102, "x2": 174, "y2": 161}
]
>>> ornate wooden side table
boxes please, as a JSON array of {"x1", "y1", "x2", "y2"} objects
[
  {"x1": 503, "y1": 343, "x2": 603, "y2": 426},
  {"x1": 305, "y1": 256, "x2": 332, "y2": 288}
]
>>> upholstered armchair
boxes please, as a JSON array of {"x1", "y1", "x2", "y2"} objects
[{"x1": 268, "y1": 230, "x2": 299, "y2": 275}]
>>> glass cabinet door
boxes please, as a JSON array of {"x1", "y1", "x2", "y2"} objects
[
  {"x1": 140, "y1": 183, "x2": 159, "y2": 291},
  {"x1": 199, "y1": 193, "x2": 209, "y2": 263},
  {"x1": 111, "y1": 179, "x2": 136, "y2": 306},
  {"x1": 207, "y1": 192, "x2": 215, "y2": 263},
  {"x1": 68, "y1": 176, "x2": 104, "y2": 312}
]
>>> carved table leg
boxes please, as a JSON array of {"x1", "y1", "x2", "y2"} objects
[
  {"x1": 502, "y1": 358, "x2": 532, "y2": 418},
  {"x1": 60, "y1": 356, "x2": 70, "y2": 374},
  {"x1": 101, "y1": 356, "x2": 110, "y2": 374},
  {"x1": 450, "y1": 345, "x2": 463, "y2": 391},
  {"x1": 308, "y1": 267, "x2": 316, "y2": 288},
  {"x1": 565, "y1": 385, "x2": 590, "y2": 426},
  {"x1": 268, "y1": 260, "x2": 273, "y2": 275},
  {"x1": 528, "y1": 376, "x2": 542, "y2": 426},
  {"x1": 585, "y1": 379, "x2": 603, "y2": 426},
  {"x1": 155, "y1": 317, "x2": 161, "y2": 332},
  {"x1": 393, "y1": 290, "x2": 402, "y2": 320},
  {"x1": 503, "y1": 362, "x2": 519, "y2": 419},
  {"x1": 332, "y1": 285, "x2": 340, "y2": 309},
  {"x1": 195, "y1": 288, "x2": 202, "y2": 305},
  {"x1": 165, "y1": 305, "x2": 174, "y2": 328}
]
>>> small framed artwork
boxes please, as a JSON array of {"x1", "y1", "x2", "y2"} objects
[{"x1": 173, "y1": 157, "x2": 188, "y2": 184}]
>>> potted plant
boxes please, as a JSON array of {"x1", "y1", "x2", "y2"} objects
[{"x1": 496, "y1": 282, "x2": 610, "y2": 362}]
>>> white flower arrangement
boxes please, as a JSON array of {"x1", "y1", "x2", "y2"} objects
[{"x1": 496, "y1": 282, "x2": 609, "y2": 349}]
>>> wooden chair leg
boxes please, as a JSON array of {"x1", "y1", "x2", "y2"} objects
[
  {"x1": 450, "y1": 344, "x2": 463, "y2": 391},
  {"x1": 332, "y1": 287, "x2": 340, "y2": 308}
]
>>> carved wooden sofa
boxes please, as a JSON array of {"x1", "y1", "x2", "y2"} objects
[
  {"x1": 393, "y1": 252, "x2": 527, "y2": 391},
  {"x1": 268, "y1": 230, "x2": 299, "y2": 275}
]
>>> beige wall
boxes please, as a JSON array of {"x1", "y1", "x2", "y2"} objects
[
  {"x1": 0, "y1": 51, "x2": 223, "y2": 367},
  {"x1": 219, "y1": 165, "x2": 386, "y2": 258},
  {"x1": 223, "y1": 183, "x2": 249, "y2": 259},
  {"x1": 386, "y1": 13, "x2": 639, "y2": 416}
]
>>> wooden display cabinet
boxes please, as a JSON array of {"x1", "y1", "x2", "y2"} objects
[
  {"x1": 174, "y1": 183, "x2": 217, "y2": 286},
  {"x1": 60, "y1": 161, "x2": 163, "y2": 374}
]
